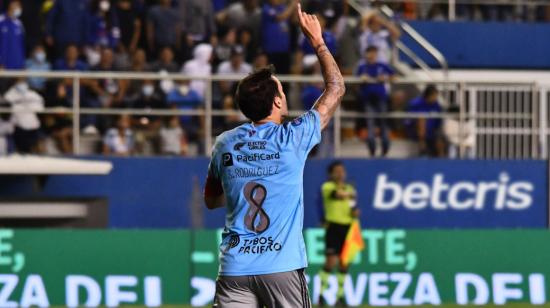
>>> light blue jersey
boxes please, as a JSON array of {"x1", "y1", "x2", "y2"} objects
[{"x1": 208, "y1": 110, "x2": 321, "y2": 276}]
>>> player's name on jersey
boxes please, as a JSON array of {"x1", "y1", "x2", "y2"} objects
[{"x1": 227, "y1": 165, "x2": 280, "y2": 179}]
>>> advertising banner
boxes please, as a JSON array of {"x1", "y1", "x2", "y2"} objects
[
  {"x1": 10, "y1": 158, "x2": 544, "y2": 229},
  {"x1": 303, "y1": 159, "x2": 548, "y2": 228},
  {"x1": 1, "y1": 229, "x2": 549, "y2": 307}
]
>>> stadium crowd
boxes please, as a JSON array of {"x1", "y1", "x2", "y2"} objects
[{"x1": 0, "y1": 0, "x2": 502, "y2": 157}]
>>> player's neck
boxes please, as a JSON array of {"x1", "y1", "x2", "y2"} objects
[{"x1": 253, "y1": 115, "x2": 282, "y2": 126}]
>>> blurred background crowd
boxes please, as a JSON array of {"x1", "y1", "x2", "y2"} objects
[{"x1": 0, "y1": 0, "x2": 540, "y2": 158}]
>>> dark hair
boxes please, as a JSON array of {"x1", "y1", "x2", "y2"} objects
[
  {"x1": 366, "y1": 46, "x2": 378, "y2": 53},
  {"x1": 327, "y1": 160, "x2": 344, "y2": 174},
  {"x1": 423, "y1": 84, "x2": 438, "y2": 99},
  {"x1": 235, "y1": 66, "x2": 280, "y2": 122}
]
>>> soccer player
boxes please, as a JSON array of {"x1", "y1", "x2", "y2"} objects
[
  {"x1": 203, "y1": 3, "x2": 345, "y2": 307},
  {"x1": 318, "y1": 161, "x2": 359, "y2": 307}
]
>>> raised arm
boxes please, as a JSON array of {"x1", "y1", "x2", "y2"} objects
[{"x1": 297, "y1": 4, "x2": 345, "y2": 129}]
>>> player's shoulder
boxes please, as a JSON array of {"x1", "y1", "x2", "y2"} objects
[
  {"x1": 286, "y1": 109, "x2": 320, "y2": 128},
  {"x1": 213, "y1": 124, "x2": 249, "y2": 152}
]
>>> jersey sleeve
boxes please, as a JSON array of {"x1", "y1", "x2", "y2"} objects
[{"x1": 288, "y1": 109, "x2": 322, "y2": 158}]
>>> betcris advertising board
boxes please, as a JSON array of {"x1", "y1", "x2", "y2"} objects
[{"x1": 303, "y1": 160, "x2": 548, "y2": 228}]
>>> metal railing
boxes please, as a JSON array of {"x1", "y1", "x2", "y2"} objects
[{"x1": 0, "y1": 70, "x2": 547, "y2": 159}]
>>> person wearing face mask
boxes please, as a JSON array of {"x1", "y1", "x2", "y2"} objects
[
  {"x1": 25, "y1": 45, "x2": 51, "y2": 92},
  {"x1": 4, "y1": 78, "x2": 45, "y2": 154},
  {"x1": 132, "y1": 81, "x2": 166, "y2": 125},
  {"x1": 0, "y1": 0, "x2": 25, "y2": 69},
  {"x1": 130, "y1": 81, "x2": 166, "y2": 154},
  {"x1": 166, "y1": 80, "x2": 202, "y2": 149},
  {"x1": 89, "y1": 0, "x2": 120, "y2": 49}
]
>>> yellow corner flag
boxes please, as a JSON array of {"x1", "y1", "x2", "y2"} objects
[{"x1": 340, "y1": 219, "x2": 365, "y2": 267}]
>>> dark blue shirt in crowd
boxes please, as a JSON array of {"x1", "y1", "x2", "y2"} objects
[
  {"x1": 46, "y1": 0, "x2": 90, "y2": 46},
  {"x1": 88, "y1": 12, "x2": 120, "y2": 48},
  {"x1": 406, "y1": 96, "x2": 442, "y2": 139},
  {"x1": 301, "y1": 84, "x2": 322, "y2": 111},
  {"x1": 0, "y1": 15, "x2": 25, "y2": 69},
  {"x1": 167, "y1": 88, "x2": 202, "y2": 126},
  {"x1": 212, "y1": 0, "x2": 227, "y2": 13},
  {"x1": 300, "y1": 31, "x2": 337, "y2": 55},
  {"x1": 261, "y1": 3, "x2": 290, "y2": 53},
  {"x1": 53, "y1": 59, "x2": 89, "y2": 71},
  {"x1": 355, "y1": 60, "x2": 394, "y2": 101}
]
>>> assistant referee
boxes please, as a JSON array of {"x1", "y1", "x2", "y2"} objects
[{"x1": 318, "y1": 161, "x2": 359, "y2": 307}]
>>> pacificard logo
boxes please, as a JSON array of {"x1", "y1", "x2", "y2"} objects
[{"x1": 373, "y1": 173, "x2": 534, "y2": 210}]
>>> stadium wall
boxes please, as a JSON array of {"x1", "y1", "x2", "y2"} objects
[
  {"x1": 0, "y1": 158, "x2": 546, "y2": 229},
  {"x1": 405, "y1": 21, "x2": 550, "y2": 68},
  {"x1": 1, "y1": 228, "x2": 549, "y2": 307}
]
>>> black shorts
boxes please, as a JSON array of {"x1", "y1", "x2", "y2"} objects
[{"x1": 325, "y1": 222, "x2": 351, "y2": 255}]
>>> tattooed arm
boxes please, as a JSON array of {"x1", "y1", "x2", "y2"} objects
[{"x1": 297, "y1": 4, "x2": 345, "y2": 130}]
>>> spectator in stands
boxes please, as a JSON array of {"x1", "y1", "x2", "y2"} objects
[
  {"x1": 131, "y1": 79, "x2": 166, "y2": 126},
  {"x1": 113, "y1": 0, "x2": 141, "y2": 69},
  {"x1": 120, "y1": 48, "x2": 149, "y2": 103},
  {"x1": 358, "y1": 12, "x2": 401, "y2": 64},
  {"x1": 146, "y1": 0, "x2": 181, "y2": 57},
  {"x1": 216, "y1": 0, "x2": 261, "y2": 45},
  {"x1": 178, "y1": 0, "x2": 217, "y2": 47},
  {"x1": 238, "y1": 27, "x2": 256, "y2": 63},
  {"x1": 213, "y1": 27, "x2": 238, "y2": 66},
  {"x1": 19, "y1": 0, "x2": 45, "y2": 53},
  {"x1": 166, "y1": 80, "x2": 202, "y2": 148},
  {"x1": 53, "y1": 45, "x2": 88, "y2": 71},
  {"x1": 305, "y1": 0, "x2": 345, "y2": 26},
  {"x1": 253, "y1": 52, "x2": 269, "y2": 70},
  {"x1": 150, "y1": 47, "x2": 179, "y2": 73},
  {"x1": 46, "y1": 0, "x2": 90, "y2": 58},
  {"x1": 0, "y1": 102, "x2": 13, "y2": 155},
  {"x1": 160, "y1": 115, "x2": 188, "y2": 156},
  {"x1": 42, "y1": 79, "x2": 73, "y2": 154},
  {"x1": 405, "y1": 85, "x2": 444, "y2": 157},
  {"x1": 444, "y1": 105, "x2": 475, "y2": 159},
  {"x1": 89, "y1": 0, "x2": 120, "y2": 48},
  {"x1": 5, "y1": 78, "x2": 45, "y2": 154},
  {"x1": 103, "y1": 113, "x2": 134, "y2": 156},
  {"x1": 261, "y1": 0, "x2": 298, "y2": 74},
  {"x1": 292, "y1": 14, "x2": 337, "y2": 74},
  {"x1": 217, "y1": 46, "x2": 252, "y2": 130},
  {"x1": 181, "y1": 43, "x2": 213, "y2": 100},
  {"x1": 91, "y1": 47, "x2": 126, "y2": 108},
  {"x1": 356, "y1": 46, "x2": 395, "y2": 157},
  {"x1": 0, "y1": 0, "x2": 25, "y2": 69},
  {"x1": 217, "y1": 46, "x2": 252, "y2": 96},
  {"x1": 25, "y1": 45, "x2": 51, "y2": 93},
  {"x1": 53, "y1": 45, "x2": 104, "y2": 133},
  {"x1": 129, "y1": 79, "x2": 165, "y2": 154}
]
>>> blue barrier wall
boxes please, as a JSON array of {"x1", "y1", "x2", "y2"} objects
[
  {"x1": 0, "y1": 158, "x2": 547, "y2": 228},
  {"x1": 403, "y1": 21, "x2": 550, "y2": 68}
]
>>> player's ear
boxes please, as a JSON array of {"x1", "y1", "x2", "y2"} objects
[{"x1": 273, "y1": 96, "x2": 281, "y2": 110}]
